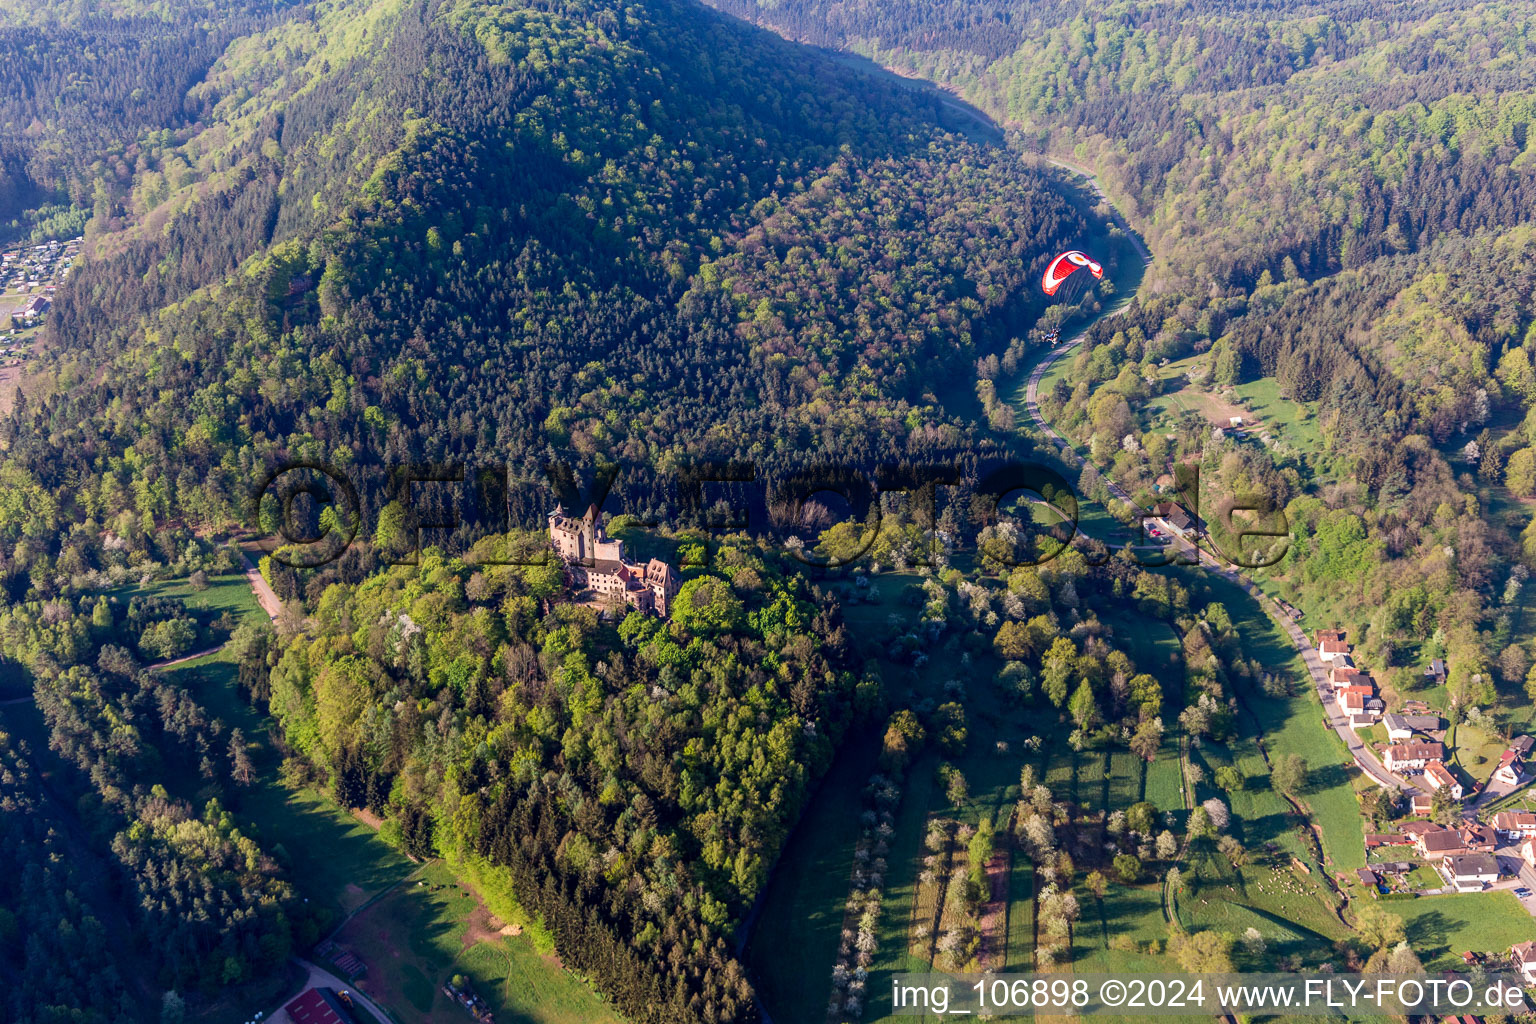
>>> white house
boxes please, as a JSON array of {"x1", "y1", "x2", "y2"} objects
[
  {"x1": 1384, "y1": 741, "x2": 1444, "y2": 771},
  {"x1": 1425, "y1": 760, "x2": 1463, "y2": 800},
  {"x1": 1319, "y1": 638, "x2": 1349, "y2": 662},
  {"x1": 1512, "y1": 941, "x2": 1536, "y2": 986},
  {"x1": 1494, "y1": 811, "x2": 1536, "y2": 840},
  {"x1": 1493, "y1": 749, "x2": 1527, "y2": 788},
  {"x1": 1439, "y1": 852, "x2": 1500, "y2": 892}
]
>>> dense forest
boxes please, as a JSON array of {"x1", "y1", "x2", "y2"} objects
[
  {"x1": 0, "y1": 0, "x2": 307, "y2": 241},
  {"x1": 3, "y1": 0, "x2": 1102, "y2": 599},
  {"x1": 10, "y1": 0, "x2": 1536, "y2": 1020},
  {"x1": 712, "y1": 0, "x2": 1536, "y2": 720},
  {"x1": 0, "y1": 0, "x2": 1114, "y2": 1019}
]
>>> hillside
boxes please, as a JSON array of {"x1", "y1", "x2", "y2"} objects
[
  {"x1": 710, "y1": 0, "x2": 1536, "y2": 720},
  {"x1": 0, "y1": 1, "x2": 1121, "y2": 1022}
]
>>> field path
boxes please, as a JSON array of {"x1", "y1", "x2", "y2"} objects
[
  {"x1": 238, "y1": 547, "x2": 284, "y2": 619},
  {"x1": 147, "y1": 644, "x2": 227, "y2": 671}
]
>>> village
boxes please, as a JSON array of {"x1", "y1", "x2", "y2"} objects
[
  {"x1": 1306, "y1": 626, "x2": 1536, "y2": 985},
  {"x1": 0, "y1": 234, "x2": 79, "y2": 411}
]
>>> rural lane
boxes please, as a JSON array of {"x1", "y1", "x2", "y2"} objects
[
  {"x1": 1019, "y1": 162, "x2": 1408, "y2": 794},
  {"x1": 238, "y1": 547, "x2": 284, "y2": 620}
]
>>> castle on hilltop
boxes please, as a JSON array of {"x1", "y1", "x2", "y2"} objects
[{"x1": 548, "y1": 504, "x2": 680, "y2": 617}]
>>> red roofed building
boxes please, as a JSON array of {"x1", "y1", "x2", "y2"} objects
[
  {"x1": 1494, "y1": 810, "x2": 1536, "y2": 839},
  {"x1": 1425, "y1": 760, "x2": 1463, "y2": 800},
  {"x1": 1383, "y1": 741, "x2": 1443, "y2": 771},
  {"x1": 1318, "y1": 637, "x2": 1349, "y2": 662},
  {"x1": 284, "y1": 988, "x2": 358, "y2": 1024},
  {"x1": 1456, "y1": 821, "x2": 1496, "y2": 852},
  {"x1": 1493, "y1": 749, "x2": 1525, "y2": 787},
  {"x1": 1336, "y1": 685, "x2": 1376, "y2": 716},
  {"x1": 1328, "y1": 665, "x2": 1368, "y2": 688}
]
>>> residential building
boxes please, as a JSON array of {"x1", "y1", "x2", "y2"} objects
[
  {"x1": 1329, "y1": 665, "x2": 1368, "y2": 689},
  {"x1": 1410, "y1": 793, "x2": 1432, "y2": 816},
  {"x1": 1384, "y1": 741, "x2": 1444, "y2": 771},
  {"x1": 1493, "y1": 749, "x2": 1526, "y2": 788},
  {"x1": 1425, "y1": 760, "x2": 1463, "y2": 800},
  {"x1": 1413, "y1": 826, "x2": 1466, "y2": 860},
  {"x1": 1349, "y1": 713, "x2": 1375, "y2": 730},
  {"x1": 1439, "y1": 852, "x2": 1500, "y2": 892},
  {"x1": 1512, "y1": 941, "x2": 1536, "y2": 986},
  {"x1": 1319, "y1": 637, "x2": 1349, "y2": 662},
  {"x1": 1337, "y1": 685, "x2": 1375, "y2": 716},
  {"x1": 1494, "y1": 811, "x2": 1536, "y2": 840},
  {"x1": 9, "y1": 294, "x2": 47, "y2": 318},
  {"x1": 1456, "y1": 821, "x2": 1496, "y2": 852},
  {"x1": 1382, "y1": 713, "x2": 1442, "y2": 741},
  {"x1": 1152, "y1": 501, "x2": 1196, "y2": 535},
  {"x1": 1523, "y1": 837, "x2": 1536, "y2": 870}
]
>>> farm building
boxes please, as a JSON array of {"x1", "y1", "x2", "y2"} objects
[{"x1": 284, "y1": 988, "x2": 358, "y2": 1024}]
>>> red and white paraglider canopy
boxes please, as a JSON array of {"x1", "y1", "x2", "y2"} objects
[{"x1": 1042, "y1": 250, "x2": 1104, "y2": 296}]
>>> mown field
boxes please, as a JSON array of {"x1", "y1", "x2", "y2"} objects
[
  {"x1": 1396, "y1": 892, "x2": 1536, "y2": 969},
  {"x1": 334, "y1": 860, "x2": 624, "y2": 1024}
]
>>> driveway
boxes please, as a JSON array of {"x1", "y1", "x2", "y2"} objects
[{"x1": 1469, "y1": 773, "x2": 1531, "y2": 813}]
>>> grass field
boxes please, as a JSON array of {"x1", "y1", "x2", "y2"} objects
[
  {"x1": 745, "y1": 734, "x2": 879, "y2": 1024},
  {"x1": 113, "y1": 571, "x2": 266, "y2": 627},
  {"x1": 335, "y1": 860, "x2": 623, "y2": 1024},
  {"x1": 1228, "y1": 377, "x2": 1324, "y2": 452},
  {"x1": 1396, "y1": 892, "x2": 1536, "y2": 968},
  {"x1": 1452, "y1": 721, "x2": 1511, "y2": 782}
]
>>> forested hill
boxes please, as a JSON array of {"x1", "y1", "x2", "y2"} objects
[
  {"x1": 704, "y1": 0, "x2": 1536, "y2": 293},
  {"x1": 2, "y1": 0, "x2": 1107, "y2": 589},
  {"x1": 708, "y1": 0, "x2": 1536, "y2": 708},
  {"x1": 0, "y1": 1, "x2": 306, "y2": 240}
]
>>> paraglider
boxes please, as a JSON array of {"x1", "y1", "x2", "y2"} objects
[{"x1": 1041, "y1": 250, "x2": 1104, "y2": 297}]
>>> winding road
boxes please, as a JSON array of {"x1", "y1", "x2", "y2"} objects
[{"x1": 1019, "y1": 161, "x2": 1407, "y2": 796}]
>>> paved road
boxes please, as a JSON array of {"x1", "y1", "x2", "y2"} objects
[
  {"x1": 1042, "y1": 156, "x2": 1152, "y2": 263},
  {"x1": 1468, "y1": 772, "x2": 1531, "y2": 813},
  {"x1": 1018, "y1": 165, "x2": 1409, "y2": 795}
]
